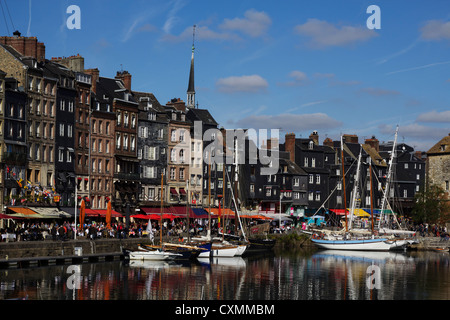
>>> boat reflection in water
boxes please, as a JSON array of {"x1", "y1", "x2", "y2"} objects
[{"x1": 1, "y1": 250, "x2": 449, "y2": 300}]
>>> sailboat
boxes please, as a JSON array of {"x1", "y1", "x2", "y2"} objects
[
  {"x1": 127, "y1": 174, "x2": 183, "y2": 261},
  {"x1": 311, "y1": 129, "x2": 412, "y2": 251}
]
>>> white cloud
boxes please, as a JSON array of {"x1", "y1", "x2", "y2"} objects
[
  {"x1": 233, "y1": 113, "x2": 342, "y2": 131},
  {"x1": 163, "y1": 0, "x2": 187, "y2": 34},
  {"x1": 386, "y1": 61, "x2": 450, "y2": 76},
  {"x1": 416, "y1": 110, "x2": 450, "y2": 123},
  {"x1": 219, "y1": 9, "x2": 272, "y2": 38},
  {"x1": 360, "y1": 87, "x2": 400, "y2": 96},
  {"x1": 294, "y1": 19, "x2": 378, "y2": 48},
  {"x1": 161, "y1": 25, "x2": 240, "y2": 42},
  {"x1": 420, "y1": 20, "x2": 450, "y2": 41},
  {"x1": 216, "y1": 75, "x2": 269, "y2": 93},
  {"x1": 379, "y1": 123, "x2": 449, "y2": 141}
]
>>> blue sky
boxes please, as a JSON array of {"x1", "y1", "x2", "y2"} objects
[{"x1": 2, "y1": 0, "x2": 450, "y2": 151}]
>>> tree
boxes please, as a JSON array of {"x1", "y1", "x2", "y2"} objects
[{"x1": 412, "y1": 184, "x2": 450, "y2": 224}]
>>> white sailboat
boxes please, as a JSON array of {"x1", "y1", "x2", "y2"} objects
[
  {"x1": 311, "y1": 129, "x2": 412, "y2": 251},
  {"x1": 128, "y1": 174, "x2": 182, "y2": 261}
]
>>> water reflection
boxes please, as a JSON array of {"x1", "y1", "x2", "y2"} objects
[{"x1": 0, "y1": 250, "x2": 449, "y2": 300}]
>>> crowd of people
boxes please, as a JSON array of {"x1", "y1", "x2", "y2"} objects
[
  {"x1": 1, "y1": 218, "x2": 449, "y2": 242},
  {"x1": 0, "y1": 218, "x2": 226, "y2": 242}
]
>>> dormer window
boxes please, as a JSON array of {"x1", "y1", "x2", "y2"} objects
[
  {"x1": 172, "y1": 112, "x2": 176, "y2": 120},
  {"x1": 309, "y1": 141, "x2": 314, "y2": 150},
  {"x1": 441, "y1": 144, "x2": 446, "y2": 152}
]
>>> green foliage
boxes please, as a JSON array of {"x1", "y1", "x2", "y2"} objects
[{"x1": 412, "y1": 184, "x2": 450, "y2": 224}]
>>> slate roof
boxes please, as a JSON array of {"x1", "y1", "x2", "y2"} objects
[
  {"x1": 427, "y1": 134, "x2": 450, "y2": 155},
  {"x1": 97, "y1": 77, "x2": 137, "y2": 104},
  {"x1": 186, "y1": 108, "x2": 218, "y2": 126}
]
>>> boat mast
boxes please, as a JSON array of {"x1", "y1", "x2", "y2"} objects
[
  {"x1": 369, "y1": 157, "x2": 374, "y2": 234},
  {"x1": 208, "y1": 154, "x2": 211, "y2": 240},
  {"x1": 349, "y1": 148, "x2": 362, "y2": 231},
  {"x1": 160, "y1": 173, "x2": 164, "y2": 247},
  {"x1": 341, "y1": 136, "x2": 348, "y2": 232},
  {"x1": 378, "y1": 125, "x2": 398, "y2": 229}
]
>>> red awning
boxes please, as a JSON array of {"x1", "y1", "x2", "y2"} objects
[
  {"x1": 85, "y1": 209, "x2": 123, "y2": 217},
  {"x1": 179, "y1": 188, "x2": 186, "y2": 195},
  {"x1": 170, "y1": 188, "x2": 178, "y2": 195},
  {"x1": 330, "y1": 209, "x2": 347, "y2": 215}
]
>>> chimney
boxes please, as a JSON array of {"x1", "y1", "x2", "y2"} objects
[
  {"x1": 343, "y1": 134, "x2": 358, "y2": 144},
  {"x1": 309, "y1": 130, "x2": 319, "y2": 145},
  {"x1": 285, "y1": 133, "x2": 296, "y2": 163},
  {"x1": 323, "y1": 137, "x2": 333, "y2": 148},
  {"x1": 115, "y1": 70, "x2": 132, "y2": 92},
  {"x1": 0, "y1": 35, "x2": 46, "y2": 62},
  {"x1": 267, "y1": 138, "x2": 279, "y2": 150},
  {"x1": 365, "y1": 136, "x2": 379, "y2": 152},
  {"x1": 167, "y1": 98, "x2": 186, "y2": 112},
  {"x1": 85, "y1": 68, "x2": 100, "y2": 94}
]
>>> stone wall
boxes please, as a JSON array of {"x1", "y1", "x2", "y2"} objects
[{"x1": 0, "y1": 238, "x2": 152, "y2": 259}]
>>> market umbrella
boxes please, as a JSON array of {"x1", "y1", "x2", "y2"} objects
[
  {"x1": 79, "y1": 199, "x2": 86, "y2": 230},
  {"x1": 106, "y1": 200, "x2": 112, "y2": 229}
]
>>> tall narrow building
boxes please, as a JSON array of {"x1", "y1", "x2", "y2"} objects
[{"x1": 186, "y1": 25, "x2": 196, "y2": 109}]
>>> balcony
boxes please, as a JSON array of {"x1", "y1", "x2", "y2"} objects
[{"x1": 114, "y1": 172, "x2": 140, "y2": 181}]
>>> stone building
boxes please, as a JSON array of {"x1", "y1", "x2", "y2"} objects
[
  {"x1": 2, "y1": 75, "x2": 27, "y2": 206},
  {"x1": 426, "y1": 133, "x2": 450, "y2": 197},
  {"x1": 165, "y1": 98, "x2": 191, "y2": 205},
  {"x1": 97, "y1": 73, "x2": 139, "y2": 213}
]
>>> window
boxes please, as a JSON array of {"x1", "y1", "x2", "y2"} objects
[
  {"x1": 308, "y1": 192, "x2": 313, "y2": 201},
  {"x1": 171, "y1": 130, "x2": 176, "y2": 142},
  {"x1": 180, "y1": 130, "x2": 185, "y2": 142},
  {"x1": 304, "y1": 158, "x2": 308, "y2": 167},
  {"x1": 404, "y1": 163, "x2": 408, "y2": 169},
  {"x1": 59, "y1": 123, "x2": 65, "y2": 137},
  {"x1": 58, "y1": 149, "x2": 64, "y2": 162},
  {"x1": 311, "y1": 158, "x2": 316, "y2": 168},
  {"x1": 117, "y1": 112, "x2": 121, "y2": 125},
  {"x1": 293, "y1": 178, "x2": 299, "y2": 186},
  {"x1": 403, "y1": 189, "x2": 408, "y2": 198},
  {"x1": 294, "y1": 192, "x2": 300, "y2": 199},
  {"x1": 309, "y1": 174, "x2": 313, "y2": 184},
  {"x1": 68, "y1": 124, "x2": 73, "y2": 138},
  {"x1": 123, "y1": 134, "x2": 128, "y2": 150},
  {"x1": 179, "y1": 168, "x2": 185, "y2": 180},
  {"x1": 315, "y1": 192, "x2": 321, "y2": 201},
  {"x1": 170, "y1": 167, "x2": 176, "y2": 180},
  {"x1": 316, "y1": 175, "x2": 320, "y2": 184},
  {"x1": 116, "y1": 133, "x2": 121, "y2": 149},
  {"x1": 266, "y1": 187, "x2": 272, "y2": 196},
  {"x1": 170, "y1": 148, "x2": 176, "y2": 162}
]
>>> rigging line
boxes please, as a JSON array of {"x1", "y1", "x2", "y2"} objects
[
  {"x1": 0, "y1": 0, "x2": 10, "y2": 35},
  {"x1": 3, "y1": 0, "x2": 14, "y2": 31}
]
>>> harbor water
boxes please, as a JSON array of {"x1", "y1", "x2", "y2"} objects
[{"x1": 0, "y1": 249, "x2": 449, "y2": 301}]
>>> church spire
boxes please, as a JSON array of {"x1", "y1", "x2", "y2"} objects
[{"x1": 187, "y1": 25, "x2": 196, "y2": 108}]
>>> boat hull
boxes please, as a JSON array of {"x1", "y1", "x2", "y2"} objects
[
  {"x1": 128, "y1": 250, "x2": 181, "y2": 261},
  {"x1": 211, "y1": 245, "x2": 239, "y2": 257},
  {"x1": 312, "y1": 238, "x2": 393, "y2": 251}
]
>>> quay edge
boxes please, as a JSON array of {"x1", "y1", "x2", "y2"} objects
[{"x1": 0, "y1": 238, "x2": 153, "y2": 269}]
